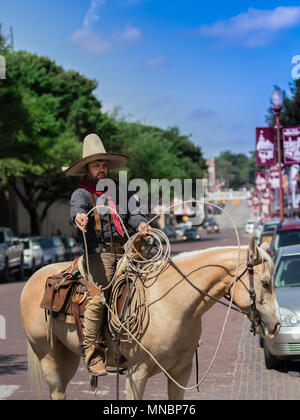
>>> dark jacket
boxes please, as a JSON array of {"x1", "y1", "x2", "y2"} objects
[{"x1": 70, "y1": 182, "x2": 148, "y2": 247}]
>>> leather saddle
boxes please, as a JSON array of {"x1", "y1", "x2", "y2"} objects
[
  {"x1": 40, "y1": 257, "x2": 98, "y2": 325},
  {"x1": 40, "y1": 255, "x2": 131, "y2": 327}
]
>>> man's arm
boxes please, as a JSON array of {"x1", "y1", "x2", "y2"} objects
[
  {"x1": 125, "y1": 192, "x2": 150, "y2": 237},
  {"x1": 70, "y1": 189, "x2": 90, "y2": 232}
]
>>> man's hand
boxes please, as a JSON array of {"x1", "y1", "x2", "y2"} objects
[
  {"x1": 138, "y1": 222, "x2": 151, "y2": 239},
  {"x1": 75, "y1": 213, "x2": 88, "y2": 233}
]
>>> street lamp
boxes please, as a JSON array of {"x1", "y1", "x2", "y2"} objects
[{"x1": 271, "y1": 86, "x2": 284, "y2": 221}]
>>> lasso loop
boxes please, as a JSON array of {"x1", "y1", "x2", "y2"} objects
[{"x1": 81, "y1": 199, "x2": 242, "y2": 391}]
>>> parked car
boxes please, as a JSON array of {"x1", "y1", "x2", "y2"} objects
[
  {"x1": 253, "y1": 223, "x2": 263, "y2": 244},
  {"x1": 59, "y1": 236, "x2": 81, "y2": 261},
  {"x1": 161, "y1": 225, "x2": 176, "y2": 240},
  {"x1": 259, "y1": 219, "x2": 281, "y2": 246},
  {"x1": 175, "y1": 223, "x2": 191, "y2": 240},
  {"x1": 34, "y1": 236, "x2": 65, "y2": 264},
  {"x1": 262, "y1": 245, "x2": 300, "y2": 369},
  {"x1": 182, "y1": 227, "x2": 201, "y2": 241},
  {"x1": 245, "y1": 220, "x2": 255, "y2": 235},
  {"x1": 205, "y1": 218, "x2": 220, "y2": 234},
  {"x1": 20, "y1": 238, "x2": 44, "y2": 273},
  {"x1": 202, "y1": 217, "x2": 216, "y2": 229},
  {"x1": 269, "y1": 220, "x2": 300, "y2": 258},
  {"x1": 0, "y1": 227, "x2": 24, "y2": 282}
]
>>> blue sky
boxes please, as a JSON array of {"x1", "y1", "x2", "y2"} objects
[{"x1": 1, "y1": 0, "x2": 300, "y2": 158}]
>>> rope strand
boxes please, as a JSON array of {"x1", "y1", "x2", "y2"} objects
[{"x1": 81, "y1": 199, "x2": 242, "y2": 391}]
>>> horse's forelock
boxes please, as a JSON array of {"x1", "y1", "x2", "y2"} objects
[{"x1": 258, "y1": 246, "x2": 274, "y2": 277}]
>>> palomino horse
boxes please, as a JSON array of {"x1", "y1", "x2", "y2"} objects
[{"x1": 20, "y1": 239, "x2": 280, "y2": 400}]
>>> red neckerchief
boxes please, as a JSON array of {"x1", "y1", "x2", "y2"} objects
[{"x1": 79, "y1": 177, "x2": 124, "y2": 237}]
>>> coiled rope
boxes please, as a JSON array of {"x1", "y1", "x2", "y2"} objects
[{"x1": 82, "y1": 199, "x2": 242, "y2": 391}]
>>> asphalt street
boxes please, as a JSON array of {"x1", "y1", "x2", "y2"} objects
[{"x1": 2, "y1": 222, "x2": 300, "y2": 401}]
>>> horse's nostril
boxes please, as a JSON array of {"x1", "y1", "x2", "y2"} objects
[{"x1": 274, "y1": 323, "x2": 281, "y2": 336}]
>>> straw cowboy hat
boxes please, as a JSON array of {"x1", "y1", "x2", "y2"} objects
[{"x1": 62, "y1": 133, "x2": 128, "y2": 176}]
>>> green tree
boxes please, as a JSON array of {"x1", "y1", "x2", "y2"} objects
[
  {"x1": 215, "y1": 151, "x2": 255, "y2": 189},
  {"x1": 0, "y1": 36, "x2": 207, "y2": 234},
  {"x1": 0, "y1": 48, "x2": 111, "y2": 234},
  {"x1": 265, "y1": 81, "x2": 300, "y2": 128}
]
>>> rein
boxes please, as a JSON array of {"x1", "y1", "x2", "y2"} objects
[
  {"x1": 168, "y1": 251, "x2": 265, "y2": 335},
  {"x1": 81, "y1": 199, "x2": 265, "y2": 396}
]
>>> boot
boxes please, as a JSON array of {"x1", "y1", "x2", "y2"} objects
[{"x1": 83, "y1": 295, "x2": 108, "y2": 376}]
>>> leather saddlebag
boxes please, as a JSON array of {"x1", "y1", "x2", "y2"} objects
[{"x1": 40, "y1": 274, "x2": 76, "y2": 314}]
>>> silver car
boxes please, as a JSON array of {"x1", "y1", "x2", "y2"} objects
[
  {"x1": 34, "y1": 236, "x2": 65, "y2": 264},
  {"x1": 20, "y1": 238, "x2": 44, "y2": 273},
  {"x1": 263, "y1": 244, "x2": 300, "y2": 369},
  {"x1": 245, "y1": 220, "x2": 255, "y2": 235}
]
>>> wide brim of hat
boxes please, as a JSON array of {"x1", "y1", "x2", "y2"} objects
[{"x1": 62, "y1": 153, "x2": 128, "y2": 176}]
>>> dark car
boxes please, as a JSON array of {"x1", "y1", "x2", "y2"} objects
[
  {"x1": 269, "y1": 220, "x2": 300, "y2": 258},
  {"x1": 0, "y1": 227, "x2": 24, "y2": 282},
  {"x1": 182, "y1": 227, "x2": 201, "y2": 241},
  {"x1": 34, "y1": 236, "x2": 66, "y2": 264},
  {"x1": 205, "y1": 217, "x2": 220, "y2": 234},
  {"x1": 60, "y1": 236, "x2": 81, "y2": 261},
  {"x1": 162, "y1": 225, "x2": 176, "y2": 239},
  {"x1": 259, "y1": 219, "x2": 280, "y2": 246}
]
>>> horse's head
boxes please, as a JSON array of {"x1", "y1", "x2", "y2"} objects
[{"x1": 232, "y1": 238, "x2": 281, "y2": 338}]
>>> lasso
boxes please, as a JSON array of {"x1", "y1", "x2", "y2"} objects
[{"x1": 82, "y1": 199, "x2": 242, "y2": 391}]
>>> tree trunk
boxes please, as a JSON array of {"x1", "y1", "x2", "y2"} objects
[
  {"x1": 9, "y1": 178, "x2": 42, "y2": 235},
  {"x1": 28, "y1": 207, "x2": 42, "y2": 236}
]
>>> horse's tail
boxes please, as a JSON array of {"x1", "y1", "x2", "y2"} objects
[{"x1": 26, "y1": 340, "x2": 44, "y2": 397}]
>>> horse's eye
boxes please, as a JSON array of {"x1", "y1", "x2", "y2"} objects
[{"x1": 262, "y1": 280, "x2": 270, "y2": 290}]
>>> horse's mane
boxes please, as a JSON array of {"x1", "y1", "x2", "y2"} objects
[
  {"x1": 172, "y1": 245, "x2": 248, "y2": 262},
  {"x1": 173, "y1": 244, "x2": 274, "y2": 277},
  {"x1": 258, "y1": 246, "x2": 274, "y2": 276}
]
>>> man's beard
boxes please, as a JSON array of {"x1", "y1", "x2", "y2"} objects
[{"x1": 87, "y1": 171, "x2": 107, "y2": 185}]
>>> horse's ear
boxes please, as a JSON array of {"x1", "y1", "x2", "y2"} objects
[
  {"x1": 249, "y1": 237, "x2": 259, "y2": 261},
  {"x1": 259, "y1": 242, "x2": 269, "y2": 253}
]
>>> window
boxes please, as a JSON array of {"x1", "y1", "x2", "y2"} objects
[
  {"x1": 275, "y1": 255, "x2": 300, "y2": 288},
  {"x1": 38, "y1": 238, "x2": 54, "y2": 248},
  {"x1": 262, "y1": 223, "x2": 279, "y2": 233},
  {"x1": 274, "y1": 230, "x2": 300, "y2": 252},
  {"x1": 20, "y1": 240, "x2": 30, "y2": 249},
  {"x1": 6, "y1": 229, "x2": 13, "y2": 241}
]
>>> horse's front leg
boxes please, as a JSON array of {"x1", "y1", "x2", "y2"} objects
[
  {"x1": 126, "y1": 364, "x2": 149, "y2": 400},
  {"x1": 167, "y1": 359, "x2": 193, "y2": 400}
]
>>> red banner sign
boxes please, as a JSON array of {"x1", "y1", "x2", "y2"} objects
[
  {"x1": 255, "y1": 171, "x2": 268, "y2": 193},
  {"x1": 252, "y1": 192, "x2": 260, "y2": 205},
  {"x1": 268, "y1": 168, "x2": 280, "y2": 190},
  {"x1": 283, "y1": 126, "x2": 300, "y2": 165},
  {"x1": 256, "y1": 127, "x2": 276, "y2": 167}
]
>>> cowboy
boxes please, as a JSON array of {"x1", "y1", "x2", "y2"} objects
[{"x1": 63, "y1": 133, "x2": 150, "y2": 377}]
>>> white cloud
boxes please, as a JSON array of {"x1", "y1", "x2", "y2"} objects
[
  {"x1": 71, "y1": 28, "x2": 111, "y2": 55},
  {"x1": 71, "y1": 0, "x2": 141, "y2": 55},
  {"x1": 146, "y1": 56, "x2": 166, "y2": 68},
  {"x1": 83, "y1": 0, "x2": 106, "y2": 29},
  {"x1": 195, "y1": 6, "x2": 300, "y2": 47},
  {"x1": 112, "y1": 25, "x2": 142, "y2": 43}
]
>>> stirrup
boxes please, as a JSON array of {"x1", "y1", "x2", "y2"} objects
[{"x1": 87, "y1": 354, "x2": 108, "y2": 377}]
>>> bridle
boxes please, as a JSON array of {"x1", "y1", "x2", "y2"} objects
[
  {"x1": 169, "y1": 249, "x2": 265, "y2": 336},
  {"x1": 227, "y1": 250, "x2": 264, "y2": 336}
]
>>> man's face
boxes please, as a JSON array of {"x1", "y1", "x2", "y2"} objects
[{"x1": 87, "y1": 160, "x2": 109, "y2": 184}]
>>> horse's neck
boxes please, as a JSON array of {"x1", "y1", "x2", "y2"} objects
[{"x1": 152, "y1": 248, "x2": 247, "y2": 316}]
